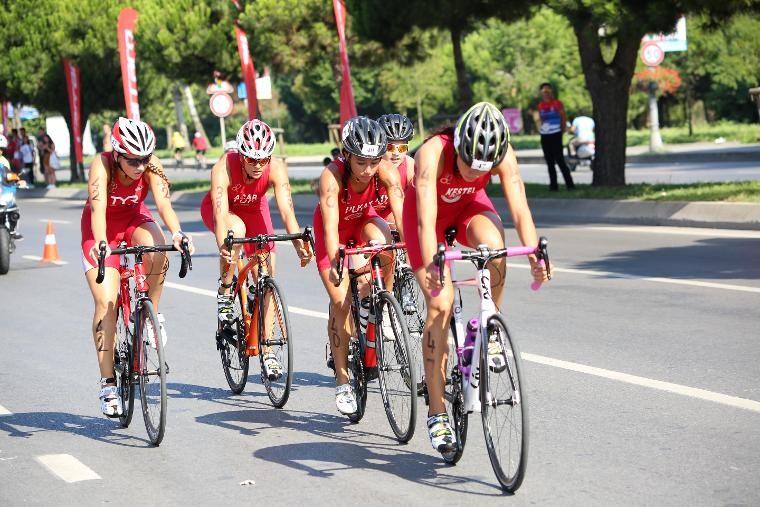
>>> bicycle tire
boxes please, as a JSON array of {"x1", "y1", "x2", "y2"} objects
[
  {"x1": 115, "y1": 301, "x2": 135, "y2": 428},
  {"x1": 480, "y1": 313, "x2": 528, "y2": 492},
  {"x1": 259, "y1": 278, "x2": 293, "y2": 408},
  {"x1": 137, "y1": 300, "x2": 167, "y2": 446},
  {"x1": 375, "y1": 291, "x2": 417, "y2": 443},
  {"x1": 346, "y1": 337, "x2": 367, "y2": 422},
  {"x1": 442, "y1": 329, "x2": 468, "y2": 463},
  {"x1": 394, "y1": 266, "x2": 425, "y2": 396},
  {"x1": 220, "y1": 283, "x2": 250, "y2": 394},
  {"x1": 0, "y1": 227, "x2": 10, "y2": 275}
]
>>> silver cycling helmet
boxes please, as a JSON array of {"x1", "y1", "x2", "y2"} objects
[
  {"x1": 341, "y1": 116, "x2": 387, "y2": 158},
  {"x1": 454, "y1": 102, "x2": 510, "y2": 171}
]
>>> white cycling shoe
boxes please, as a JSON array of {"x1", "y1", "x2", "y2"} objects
[
  {"x1": 99, "y1": 377, "x2": 122, "y2": 418},
  {"x1": 335, "y1": 383, "x2": 358, "y2": 415}
]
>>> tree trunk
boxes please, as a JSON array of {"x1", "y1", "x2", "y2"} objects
[
  {"x1": 450, "y1": 25, "x2": 472, "y2": 113},
  {"x1": 183, "y1": 85, "x2": 209, "y2": 146},
  {"x1": 573, "y1": 21, "x2": 643, "y2": 186},
  {"x1": 171, "y1": 84, "x2": 189, "y2": 144}
]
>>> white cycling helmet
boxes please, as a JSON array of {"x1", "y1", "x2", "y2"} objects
[
  {"x1": 236, "y1": 119, "x2": 276, "y2": 159},
  {"x1": 110, "y1": 117, "x2": 156, "y2": 156}
]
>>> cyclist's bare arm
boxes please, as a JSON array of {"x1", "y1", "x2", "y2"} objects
[
  {"x1": 378, "y1": 160, "x2": 405, "y2": 240},
  {"x1": 414, "y1": 139, "x2": 443, "y2": 276},
  {"x1": 318, "y1": 165, "x2": 342, "y2": 279},
  {"x1": 87, "y1": 155, "x2": 109, "y2": 260},
  {"x1": 270, "y1": 159, "x2": 311, "y2": 265},
  {"x1": 210, "y1": 154, "x2": 232, "y2": 254},
  {"x1": 147, "y1": 160, "x2": 193, "y2": 253},
  {"x1": 493, "y1": 145, "x2": 546, "y2": 280}
]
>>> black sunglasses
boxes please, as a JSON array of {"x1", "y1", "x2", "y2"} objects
[{"x1": 120, "y1": 154, "x2": 151, "y2": 167}]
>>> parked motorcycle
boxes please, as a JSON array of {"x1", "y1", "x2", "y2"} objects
[{"x1": 1, "y1": 172, "x2": 23, "y2": 275}]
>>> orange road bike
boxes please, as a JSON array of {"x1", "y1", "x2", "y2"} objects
[{"x1": 216, "y1": 227, "x2": 314, "y2": 408}]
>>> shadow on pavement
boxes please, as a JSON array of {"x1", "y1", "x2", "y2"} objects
[
  {"x1": 0, "y1": 411, "x2": 150, "y2": 447},
  {"x1": 577, "y1": 237, "x2": 760, "y2": 281}
]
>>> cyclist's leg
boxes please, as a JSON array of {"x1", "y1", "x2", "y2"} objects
[
  {"x1": 319, "y1": 268, "x2": 352, "y2": 385},
  {"x1": 463, "y1": 210, "x2": 506, "y2": 305},
  {"x1": 216, "y1": 213, "x2": 246, "y2": 290},
  {"x1": 85, "y1": 267, "x2": 120, "y2": 378},
  {"x1": 130, "y1": 221, "x2": 168, "y2": 308},
  {"x1": 360, "y1": 216, "x2": 394, "y2": 289}
]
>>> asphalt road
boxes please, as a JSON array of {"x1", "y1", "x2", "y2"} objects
[{"x1": 1, "y1": 197, "x2": 759, "y2": 505}]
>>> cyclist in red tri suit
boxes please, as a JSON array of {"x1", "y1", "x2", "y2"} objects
[
  {"x1": 372, "y1": 114, "x2": 415, "y2": 225},
  {"x1": 315, "y1": 116, "x2": 404, "y2": 415},
  {"x1": 403, "y1": 102, "x2": 550, "y2": 453},
  {"x1": 82, "y1": 117, "x2": 195, "y2": 417},
  {"x1": 200, "y1": 119, "x2": 312, "y2": 378}
]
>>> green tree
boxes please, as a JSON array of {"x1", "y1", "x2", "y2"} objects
[
  {"x1": 548, "y1": 1, "x2": 760, "y2": 186},
  {"x1": 349, "y1": 0, "x2": 536, "y2": 112}
]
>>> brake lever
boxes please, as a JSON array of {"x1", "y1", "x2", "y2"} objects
[
  {"x1": 95, "y1": 241, "x2": 107, "y2": 284},
  {"x1": 334, "y1": 247, "x2": 346, "y2": 287}
]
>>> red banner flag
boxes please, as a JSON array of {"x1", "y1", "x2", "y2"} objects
[
  {"x1": 333, "y1": 0, "x2": 357, "y2": 125},
  {"x1": 234, "y1": 25, "x2": 259, "y2": 120},
  {"x1": 117, "y1": 8, "x2": 140, "y2": 120},
  {"x1": 63, "y1": 59, "x2": 83, "y2": 164}
]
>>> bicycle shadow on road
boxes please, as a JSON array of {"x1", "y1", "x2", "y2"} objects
[
  {"x1": 576, "y1": 237, "x2": 760, "y2": 281},
  {"x1": 0, "y1": 411, "x2": 152, "y2": 447},
  {"x1": 253, "y1": 440, "x2": 503, "y2": 495}
]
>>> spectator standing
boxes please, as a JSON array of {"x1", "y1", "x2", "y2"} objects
[
  {"x1": 37, "y1": 128, "x2": 57, "y2": 189},
  {"x1": 537, "y1": 83, "x2": 574, "y2": 191},
  {"x1": 19, "y1": 134, "x2": 35, "y2": 186},
  {"x1": 171, "y1": 129, "x2": 186, "y2": 169},
  {"x1": 191, "y1": 132, "x2": 207, "y2": 169}
]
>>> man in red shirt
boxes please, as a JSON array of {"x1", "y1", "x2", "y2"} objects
[{"x1": 537, "y1": 83, "x2": 575, "y2": 191}]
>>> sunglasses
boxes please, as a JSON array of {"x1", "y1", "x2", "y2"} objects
[
  {"x1": 387, "y1": 143, "x2": 409, "y2": 154},
  {"x1": 243, "y1": 156, "x2": 270, "y2": 168},
  {"x1": 120, "y1": 154, "x2": 151, "y2": 167}
]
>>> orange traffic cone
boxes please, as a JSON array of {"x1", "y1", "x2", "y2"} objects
[{"x1": 42, "y1": 221, "x2": 61, "y2": 262}]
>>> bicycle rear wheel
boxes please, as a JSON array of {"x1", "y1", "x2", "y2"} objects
[
  {"x1": 480, "y1": 314, "x2": 528, "y2": 492},
  {"x1": 259, "y1": 278, "x2": 293, "y2": 408},
  {"x1": 376, "y1": 291, "x2": 417, "y2": 442},
  {"x1": 137, "y1": 300, "x2": 167, "y2": 446},
  {"x1": 115, "y1": 302, "x2": 135, "y2": 428},
  {"x1": 394, "y1": 266, "x2": 425, "y2": 395},
  {"x1": 442, "y1": 330, "x2": 468, "y2": 463},
  {"x1": 219, "y1": 284, "x2": 250, "y2": 394}
]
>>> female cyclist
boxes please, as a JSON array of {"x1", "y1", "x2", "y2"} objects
[
  {"x1": 82, "y1": 117, "x2": 195, "y2": 417},
  {"x1": 315, "y1": 116, "x2": 404, "y2": 415},
  {"x1": 372, "y1": 114, "x2": 415, "y2": 225},
  {"x1": 403, "y1": 102, "x2": 550, "y2": 453},
  {"x1": 200, "y1": 119, "x2": 312, "y2": 379}
]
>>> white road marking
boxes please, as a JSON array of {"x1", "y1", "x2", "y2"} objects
[
  {"x1": 164, "y1": 280, "x2": 760, "y2": 413},
  {"x1": 35, "y1": 454, "x2": 101, "y2": 483},
  {"x1": 574, "y1": 225, "x2": 760, "y2": 238},
  {"x1": 39, "y1": 219, "x2": 72, "y2": 225},
  {"x1": 22, "y1": 255, "x2": 68, "y2": 265},
  {"x1": 522, "y1": 353, "x2": 760, "y2": 413},
  {"x1": 0, "y1": 404, "x2": 11, "y2": 416},
  {"x1": 508, "y1": 263, "x2": 760, "y2": 294}
]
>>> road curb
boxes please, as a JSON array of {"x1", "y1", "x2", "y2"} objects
[{"x1": 15, "y1": 188, "x2": 760, "y2": 231}]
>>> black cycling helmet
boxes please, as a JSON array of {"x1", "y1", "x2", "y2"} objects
[
  {"x1": 341, "y1": 116, "x2": 387, "y2": 158},
  {"x1": 454, "y1": 102, "x2": 510, "y2": 171},
  {"x1": 376, "y1": 113, "x2": 414, "y2": 142}
]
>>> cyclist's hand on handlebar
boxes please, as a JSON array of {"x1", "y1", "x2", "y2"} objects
[
  {"x1": 172, "y1": 231, "x2": 195, "y2": 255},
  {"x1": 294, "y1": 239, "x2": 313, "y2": 267},
  {"x1": 218, "y1": 242, "x2": 234, "y2": 263},
  {"x1": 328, "y1": 265, "x2": 341, "y2": 286},
  {"x1": 90, "y1": 240, "x2": 110, "y2": 264},
  {"x1": 528, "y1": 255, "x2": 550, "y2": 283},
  {"x1": 424, "y1": 262, "x2": 443, "y2": 293}
]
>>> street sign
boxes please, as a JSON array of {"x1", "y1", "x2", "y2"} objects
[
  {"x1": 642, "y1": 16, "x2": 687, "y2": 52},
  {"x1": 640, "y1": 42, "x2": 665, "y2": 67},
  {"x1": 209, "y1": 92, "x2": 233, "y2": 118}
]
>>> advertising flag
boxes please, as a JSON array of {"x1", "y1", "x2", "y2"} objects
[
  {"x1": 333, "y1": 0, "x2": 357, "y2": 125},
  {"x1": 63, "y1": 59, "x2": 83, "y2": 163},
  {"x1": 117, "y1": 8, "x2": 140, "y2": 120},
  {"x1": 234, "y1": 25, "x2": 259, "y2": 120}
]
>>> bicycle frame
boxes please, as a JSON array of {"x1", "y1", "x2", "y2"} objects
[
  {"x1": 438, "y1": 238, "x2": 549, "y2": 414},
  {"x1": 224, "y1": 227, "x2": 314, "y2": 356}
]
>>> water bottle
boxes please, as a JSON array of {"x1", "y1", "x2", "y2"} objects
[
  {"x1": 461, "y1": 318, "x2": 479, "y2": 367},
  {"x1": 358, "y1": 297, "x2": 370, "y2": 336}
]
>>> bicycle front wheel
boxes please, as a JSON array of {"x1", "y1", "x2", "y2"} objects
[
  {"x1": 394, "y1": 266, "x2": 425, "y2": 396},
  {"x1": 259, "y1": 278, "x2": 293, "y2": 408},
  {"x1": 115, "y1": 301, "x2": 135, "y2": 428},
  {"x1": 219, "y1": 284, "x2": 249, "y2": 394},
  {"x1": 137, "y1": 300, "x2": 167, "y2": 446},
  {"x1": 480, "y1": 313, "x2": 528, "y2": 492},
  {"x1": 442, "y1": 330, "x2": 468, "y2": 464},
  {"x1": 376, "y1": 291, "x2": 417, "y2": 443}
]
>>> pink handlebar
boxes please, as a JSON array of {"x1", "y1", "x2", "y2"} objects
[{"x1": 506, "y1": 245, "x2": 539, "y2": 257}]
